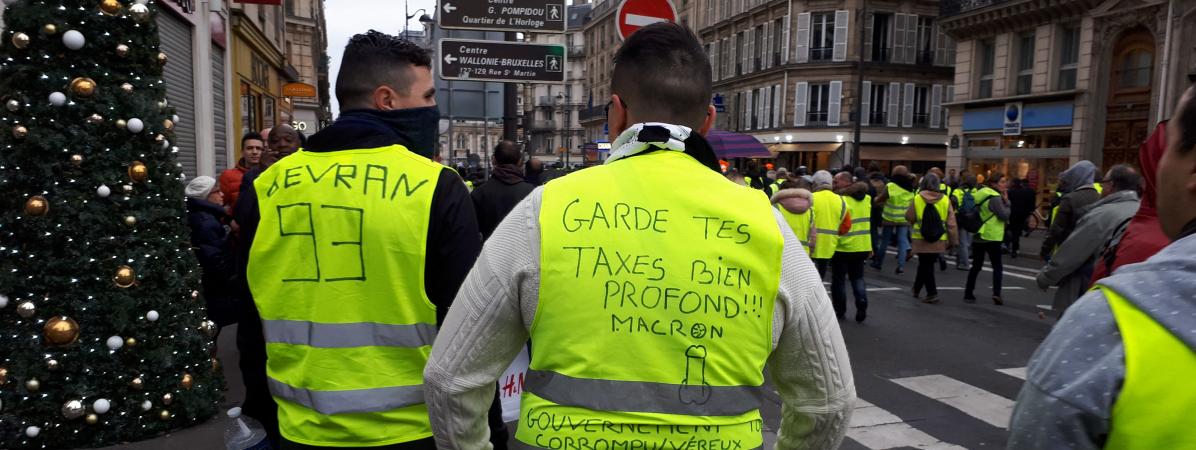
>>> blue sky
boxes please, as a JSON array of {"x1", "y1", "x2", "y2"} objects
[{"x1": 325, "y1": 0, "x2": 436, "y2": 115}]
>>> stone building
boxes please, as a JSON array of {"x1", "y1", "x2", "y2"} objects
[
  {"x1": 523, "y1": 3, "x2": 589, "y2": 166},
  {"x1": 940, "y1": 0, "x2": 1196, "y2": 195},
  {"x1": 284, "y1": 0, "x2": 332, "y2": 134},
  {"x1": 230, "y1": 1, "x2": 294, "y2": 139}
]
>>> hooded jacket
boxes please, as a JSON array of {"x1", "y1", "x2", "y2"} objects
[
  {"x1": 218, "y1": 158, "x2": 253, "y2": 209},
  {"x1": 1010, "y1": 231, "x2": 1196, "y2": 449},
  {"x1": 471, "y1": 164, "x2": 535, "y2": 240},
  {"x1": 905, "y1": 190, "x2": 959, "y2": 254},
  {"x1": 772, "y1": 188, "x2": 816, "y2": 251},
  {"x1": 1092, "y1": 121, "x2": 1171, "y2": 282},
  {"x1": 1042, "y1": 161, "x2": 1101, "y2": 257},
  {"x1": 186, "y1": 197, "x2": 237, "y2": 327},
  {"x1": 1036, "y1": 190, "x2": 1140, "y2": 314}
]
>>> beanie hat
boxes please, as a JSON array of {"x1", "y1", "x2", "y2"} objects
[{"x1": 185, "y1": 176, "x2": 218, "y2": 200}]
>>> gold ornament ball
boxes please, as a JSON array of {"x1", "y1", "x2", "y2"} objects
[
  {"x1": 46, "y1": 359, "x2": 60, "y2": 371},
  {"x1": 70, "y1": 77, "x2": 97, "y2": 98},
  {"x1": 99, "y1": 0, "x2": 122, "y2": 16},
  {"x1": 0, "y1": 367, "x2": 8, "y2": 384},
  {"x1": 129, "y1": 3, "x2": 151, "y2": 23},
  {"x1": 157, "y1": 52, "x2": 168, "y2": 65},
  {"x1": 86, "y1": 414, "x2": 99, "y2": 425},
  {"x1": 115, "y1": 44, "x2": 130, "y2": 58},
  {"x1": 12, "y1": 125, "x2": 28, "y2": 139},
  {"x1": 120, "y1": 83, "x2": 134, "y2": 94},
  {"x1": 114, "y1": 265, "x2": 136, "y2": 288},
  {"x1": 16, "y1": 301, "x2": 36, "y2": 318},
  {"x1": 26, "y1": 378, "x2": 40, "y2": 392},
  {"x1": 41, "y1": 24, "x2": 57, "y2": 36},
  {"x1": 88, "y1": 114, "x2": 104, "y2": 125},
  {"x1": 158, "y1": 410, "x2": 171, "y2": 421},
  {"x1": 198, "y1": 320, "x2": 218, "y2": 338},
  {"x1": 163, "y1": 119, "x2": 174, "y2": 130},
  {"x1": 124, "y1": 216, "x2": 137, "y2": 227},
  {"x1": 11, "y1": 32, "x2": 30, "y2": 50},
  {"x1": 24, "y1": 196, "x2": 49, "y2": 216},
  {"x1": 129, "y1": 376, "x2": 144, "y2": 390},
  {"x1": 181, "y1": 373, "x2": 194, "y2": 390},
  {"x1": 162, "y1": 393, "x2": 173, "y2": 405},
  {"x1": 62, "y1": 400, "x2": 85, "y2": 420},
  {"x1": 115, "y1": 119, "x2": 127, "y2": 130},
  {"x1": 128, "y1": 161, "x2": 149, "y2": 182},
  {"x1": 124, "y1": 337, "x2": 137, "y2": 347},
  {"x1": 70, "y1": 154, "x2": 84, "y2": 166},
  {"x1": 43, "y1": 316, "x2": 81, "y2": 346}
]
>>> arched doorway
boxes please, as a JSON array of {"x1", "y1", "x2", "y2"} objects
[{"x1": 1102, "y1": 28, "x2": 1155, "y2": 171}]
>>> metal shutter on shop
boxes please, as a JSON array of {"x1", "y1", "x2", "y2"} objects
[
  {"x1": 157, "y1": 13, "x2": 197, "y2": 178},
  {"x1": 212, "y1": 46, "x2": 229, "y2": 172}
]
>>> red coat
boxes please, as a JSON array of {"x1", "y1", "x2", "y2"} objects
[
  {"x1": 1091, "y1": 121, "x2": 1170, "y2": 284},
  {"x1": 218, "y1": 160, "x2": 250, "y2": 209}
]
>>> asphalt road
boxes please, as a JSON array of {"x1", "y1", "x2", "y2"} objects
[{"x1": 104, "y1": 236, "x2": 1060, "y2": 450}]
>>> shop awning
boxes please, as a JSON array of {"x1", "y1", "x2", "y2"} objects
[
  {"x1": 771, "y1": 142, "x2": 843, "y2": 153},
  {"x1": 707, "y1": 130, "x2": 772, "y2": 158},
  {"x1": 860, "y1": 145, "x2": 947, "y2": 161}
]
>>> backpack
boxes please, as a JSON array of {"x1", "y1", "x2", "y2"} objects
[
  {"x1": 1100, "y1": 216, "x2": 1135, "y2": 276},
  {"x1": 958, "y1": 190, "x2": 993, "y2": 233},
  {"x1": 920, "y1": 201, "x2": 946, "y2": 242}
]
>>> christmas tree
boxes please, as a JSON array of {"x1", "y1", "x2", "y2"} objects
[{"x1": 0, "y1": 0, "x2": 223, "y2": 447}]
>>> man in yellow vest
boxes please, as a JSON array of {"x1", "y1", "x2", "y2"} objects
[
  {"x1": 424, "y1": 23, "x2": 855, "y2": 448},
  {"x1": 832, "y1": 171, "x2": 872, "y2": 322},
  {"x1": 810, "y1": 170, "x2": 852, "y2": 277},
  {"x1": 1010, "y1": 85, "x2": 1196, "y2": 449},
  {"x1": 872, "y1": 165, "x2": 917, "y2": 274},
  {"x1": 242, "y1": 31, "x2": 483, "y2": 448},
  {"x1": 963, "y1": 172, "x2": 1011, "y2": 305}
]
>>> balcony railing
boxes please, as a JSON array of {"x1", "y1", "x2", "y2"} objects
[
  {"x1": 811, "y1": 47, "x2": 833, "y2": 61},
  {"x1": 912, "y1": 113, "x2": 930, "y2": 128},
  {"x1": 941, "y1": 0, "x2": 1014, "y2": 17},
  {"x1": 536, "y1": 96, "x2": 555, "y2": 107},
  {"x1": 870, "y1": 47, "x2": 891, "y2": 63},
  {"x1": 578, "y1": 106, "x2": 606, "y2": 122},
  {"x1": 916, "y1": 50, "x2": 935, "y2": 66},
  {"x1": 869, "y1": 111, "x2": 887, "y2": 125},
  {"x1": 569, "y1": 46, "x2": 585, "y2": 58},
  {"x1": 529, "y1": 120, "x2": 557, "y2": 131}
]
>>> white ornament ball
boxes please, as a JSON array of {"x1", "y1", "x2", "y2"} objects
[
  {"x1": 96, "y1": 185, "x2": 111, "y2": 198},
  {"x1": 172, "y1": 114, "x2": 180, "y2": 124},
  {"x1": 160, "y1": 139, "x2": 170, "y2": 150},
  {"x1": 126, "y1": 118, "x2": 144, "y2": 133},
  {"x1": 106, "y1": 335, "x2": 123, "y2": 350},
  {"x1": 25, "y1": 426, "x2": 39, "y2": 438},
  {"x1": 146, "y1": 310, "x2": 159, "y2": 322},
  {"x1": 93, "y1": 398, "x2": 111, "y2": 414},
  {"x1": 62, "y1": 30, "x2": 85, "y2": 50},
  {"x1": 141, "y1": 400, "x2": 152, "y2": 411},
  {"x1": 0, "y1": 293, "x2": 7, "y2": 308},
  {"x1": 48, "y1": 92, "x2": 66, "y2": 107}
]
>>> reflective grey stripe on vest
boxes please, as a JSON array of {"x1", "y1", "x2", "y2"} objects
[
  {"x1": 854, "y1": 217, "x2": 871, "y2": 223},
  {"x1": 267, "y1": 377, "x2": 424, "y2": 415},
  {"x1": 844, "y1": 230, "x2": 871, "y2": 236},
  {"x1": 512, "y1": 441, "x2": 763, "y2": 450},
  {"x1": 815, "y1": 228, "x2": 840, "y2": 235},
  {"x1": 524, "y1": 369, "x2": 763, "y2": 416},
  {"x1": 262, "y1": 320, "x2": 437, "y2": 348}
]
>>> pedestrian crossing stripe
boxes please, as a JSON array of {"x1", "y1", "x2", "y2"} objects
[{"x1": 844, "y1": 367, "x2": 1026, "y2": 449}]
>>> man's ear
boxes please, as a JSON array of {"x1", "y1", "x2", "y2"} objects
[
  {"x1": 698, "y1": 105, "x2": 716, "y2": 136},
  {"x1": 608, "y1": 94, "x2": 629, "y2": 141},
  {"x1": 372, "y1": 86, "x2": 397, "y2": 110}
]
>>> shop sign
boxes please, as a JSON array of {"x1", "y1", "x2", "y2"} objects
[
  {"x1": 950, "y1": 134, "x2": 960, "y2": 149},
  {"x1": 282, "y1": 82, "x2": 318, "y2": 98},
  {"x1": 1003, "y1": 102, "x2": 1023, "y2": 136}
]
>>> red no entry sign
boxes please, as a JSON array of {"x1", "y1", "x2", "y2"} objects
[{"x1": 616, "y1": 0, "x2": 677, "y2": 41}]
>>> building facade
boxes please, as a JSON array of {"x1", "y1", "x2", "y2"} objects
[
  {"x1": 231, "y1": 1, "x2": 295, "y2": 143},
  {"x1": 285, "y1": 0, "x2": 332, "y2": 134},
  {"x1": 941, "y1": 0, "x2": 1196, "y2": 195},
  {"x1": 699, "y1": 0, "x2": 955, "y2": 172},
  {"x1": 524, "y1": 4, "x2": 589, "y2": 166}
]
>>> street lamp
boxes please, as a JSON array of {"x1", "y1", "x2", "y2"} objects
[
  {"x1": 404, "y1": 3, "x2": 432, "y2": 33},
  {"x1": 557, "y1": 92, "x2": 570, "y2": 168}
]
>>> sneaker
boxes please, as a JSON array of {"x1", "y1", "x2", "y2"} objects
[
  {"x1": 963, "y1": 295, "x2": 977, "y2": 304},
  {"x1": 855, "y1": 309, "x2": 867, "y2": 323},
  {"x1": 921, "y1": 296, "x2": 940, "y2": 304},
  {"x1": 993, "y1": 296, "x2": 1004, "y2": 305},
  {"x1": 895, "y1": 267, "x2": 904, "y2": 275},
  {"x1": 956, "y1": 265, "x2": 971, "y2": 271}
]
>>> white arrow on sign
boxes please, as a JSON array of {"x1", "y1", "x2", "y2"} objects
[
  {"x1": 443, "y1": 54, "x2": 457, "y2": 65},
  {"x1": 443, "y1": 2, "x2": 457, "y2": 13}
]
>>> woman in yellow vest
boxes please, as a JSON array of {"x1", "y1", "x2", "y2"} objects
[
  {"x1": 963, "y1": 172, "x2": 1011, "y2": 305},
  {"x1": 771, "y1": 186, "x2": 816, "y2": 255},
  {"x1": 871, "y1": 166, "x2": 918, "y2": 274},
  {"x1": 905, "y1": 174, "x2": 958, "y2": 304}
]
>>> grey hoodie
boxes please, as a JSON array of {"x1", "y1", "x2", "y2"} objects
[
  {"x1": 1036, "y1": 190, "x2": 1141, "y2": 313},
  {"x1": 1010, "y1": 232, "x2": 1196, "y2": 449}
]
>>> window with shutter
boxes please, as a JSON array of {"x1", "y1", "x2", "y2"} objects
[
  {"x1": 745, "y1": 90, "x2": 753, "y2": 130},
  {"x1": 747, "y1": 28, "x2": 755, "y2": 73},
  {"x1": 891, "y1": 14, "x2": 905, "y2": 64},
  {"x1": 807, "y1": 83, "x2": 830, "y2": 125},
  {"x1": 828, "y1": 81, "x2": 843, "y2": 126},
  {"x1": 833, "y1": 10, "x2": 849, "y2": 62},
  {"x1": 863, "y1": 12, "x2": 873, "y2": 62},
  {"x1": 944, "y1": 85, "x2": 954, "y2": 128},
  {"x1": 782, "y1": 15, "x2": 791, "y2": 64},
  {"x1": 794, "y1": 81, "x2": 808, "y2": 126},
  {"x1": 810, "y1": 12, "x2": 834, "y2": 61},
  {"x1": 916, "y1": 17, "x2": 934, "y2": 65},
  {"x1": 902, "y1": 82, "x2": 915, "y2": 127},
  {"x1": 795, "y1": 13, "x2": 811, "y2": 63},
  {"x1": 887, "y1": 82, "x2": 900, "y2": 127},
  {"x1": 906, "y1": 15, "x2": 919, "y2": 63},
  {"x1": 762, "y1": 22, "x2": 771, "y2": 69},
  {"x1": 730, "y1": 34, "x2": 738, "y2": 76},
  {"x1": 930, "y1": 84, "x2": 943, "y2": 128},
  {"x1": 861, "y1": 80, "x2": 872, "y2": 126},
  {"x1": 772, "y1": 84, "x2": 782, "y2": 128},
  {"x1": 761, "y1": 87, "x2": 771, "y2": 129}
]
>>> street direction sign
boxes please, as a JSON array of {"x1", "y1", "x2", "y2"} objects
[
  {"x1": 616, "y1": 0, "x2": 677, "y2": 41},
  {"x1": 438, "y1": 0, "x2": 566, "y2": 33},
  {"x1": 439, "y1": 39, "x2": 566, "y2": 84}
]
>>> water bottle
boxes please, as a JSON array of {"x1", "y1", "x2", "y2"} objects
[{"x1": 224, "y1": 407, "x2": 272, "y2": 450}]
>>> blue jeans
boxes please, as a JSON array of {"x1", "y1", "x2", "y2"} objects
[
  {"x1": 831, "y1": 252, "x2": 869, "y2": 318},
  {"x1": 957, "y1": 231, "x2": 973, "y2": 268},
  {"x1": 872, "y1": 225, "x2": 910, "y2": 270}
]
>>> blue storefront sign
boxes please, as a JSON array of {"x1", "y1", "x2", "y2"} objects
[{"x1": 963, "y1": 101, "x2": 1073, "y2": 132}]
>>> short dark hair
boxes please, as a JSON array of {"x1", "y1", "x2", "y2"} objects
[
  {"x1": 335, "y1": 30, "x2": 432, "y2": 109},
  {"x1": 1176, "y1": 84, "x2": 1196, "y2": 154},
  {"x1": 611, "y1": 23, "x2": 711, "y2": 129},
  {"x1": 1105, "y1": 164, "x2": 1142, "y2": 193},
  {"x1": 242, "y1": 132, "x2": 264, "y2": 146},
  {"x1": 987, "y1": 171, "x2": 1006, "y2": 186},
  {"x1": 494, "y1": 140, "x2": 521, "y2": 165}
]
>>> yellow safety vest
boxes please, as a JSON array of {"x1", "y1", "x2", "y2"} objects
[
  {"x1": 839, "y1": 195, "x2": 872, "y2": 253},
  {"x1": 248, "y1": 145, "x2": 442, "y2": 446},
  {"x1": 1101, "y1": 286, "x2": 1196, "y2": 450},
  {"x1": 778, "y1": 206, "x2": 814, "y2": 254},
  {"x1": 528, "y1": 150, "x2": 781, "y2": 449},
  {"x1": 811, "y1": 189, "x2": 846, "y2": 260},
  {"x1": 972, "y1": 186, "x2": 1006, "y2": 242},
  {"x1": 912, "y1": 195, "x2": 949, "y2": 242},
  {"x1": 883, "y1": 182, "x2": 914, "y2": 225}
]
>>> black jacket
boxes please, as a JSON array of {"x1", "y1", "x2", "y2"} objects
[
  {"x1": 472, "y1": 165, "x2": 535, "y2": 240},
  {"x1": 186, "y1": 198, "x2": 238, "y2": 327},
  {"x1": 1008, "y1": 187, "x2": 1037, "y2": 222}
]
